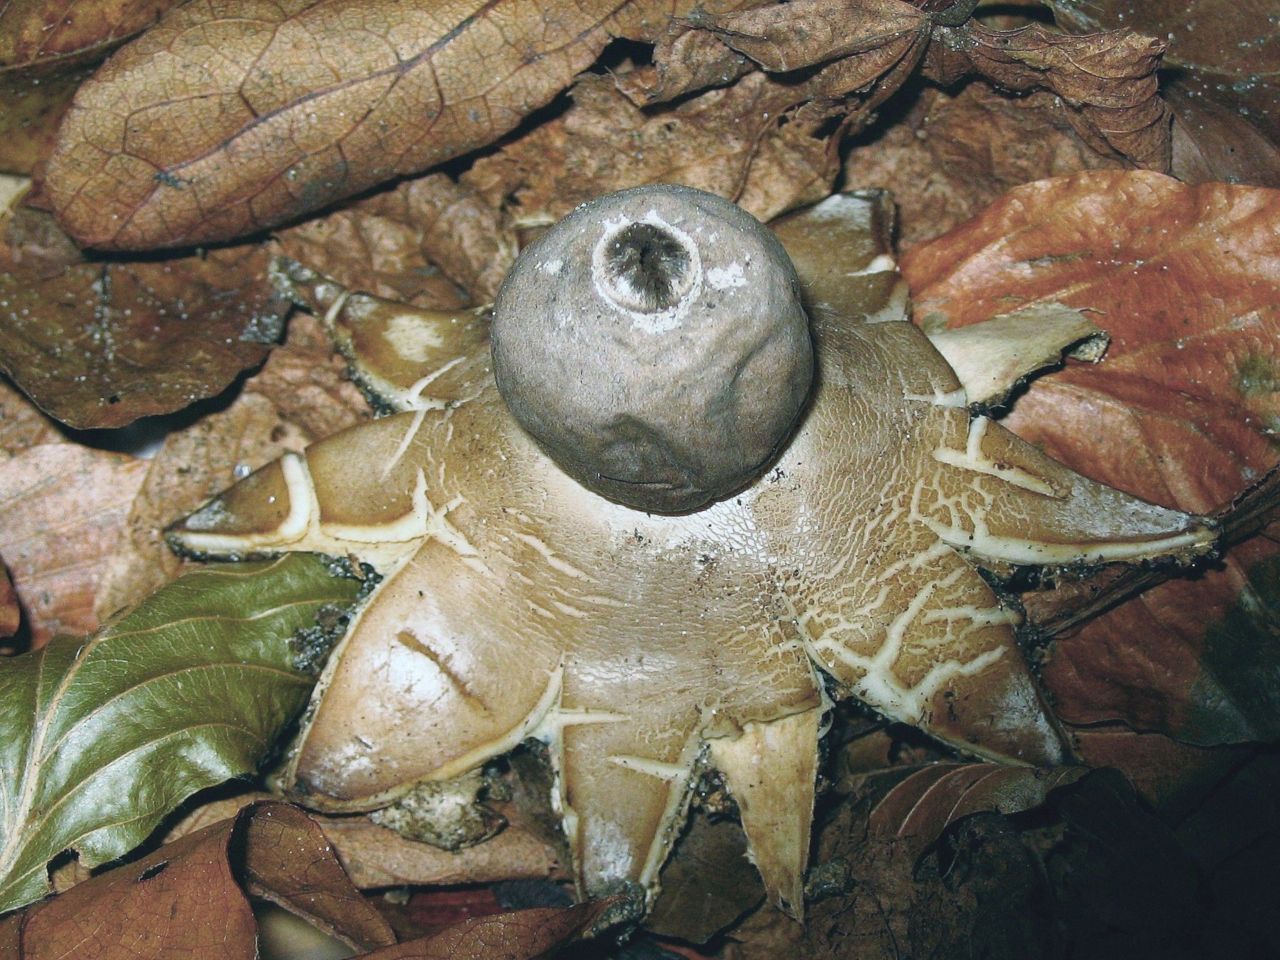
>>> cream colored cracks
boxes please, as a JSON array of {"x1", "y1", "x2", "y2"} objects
[{"x1": 169, "y1": 190, "x2": 1215, "y2": 921}]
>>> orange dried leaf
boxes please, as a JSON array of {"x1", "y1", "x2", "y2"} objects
[
  {"x1": 16, "y1": 823, "x2": 258, "y2": 958},
  {"x1": 903, "y1": 170, "x2": 1280, "y2": 745},
  {"x1": 235, "y1": 803, "x2": 397, "y2": 951},
  {"x1": 44, "y1": 0, "x2": 749, "y2": 250}
]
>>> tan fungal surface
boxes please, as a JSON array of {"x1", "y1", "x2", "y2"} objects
[{"x1": 169, "y1": 194, "x2": 1214, "y2": 913}]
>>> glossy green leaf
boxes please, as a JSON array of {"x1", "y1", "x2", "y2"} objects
[{"x1": 0, "y1": 554, "x2": 362, "y2": 915}]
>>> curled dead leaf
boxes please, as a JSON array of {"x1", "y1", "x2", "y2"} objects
[
  {"x1": 695, "y1": 0, "x2": 927, "y2": 73},
  {"x1": 923, "y1": 19, "x2": 1172, "y2": 169},
  {"x1": 1049, "y1": 0, "x2": 1280, "y2": 144}
]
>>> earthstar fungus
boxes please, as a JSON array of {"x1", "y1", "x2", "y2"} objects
[{"x1": 169, "y1": 189, "x2": 1216, "y2": 919}]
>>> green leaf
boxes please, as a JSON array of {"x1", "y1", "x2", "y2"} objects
[{"x1": 0, "y1": 554, "x2": 362, "y2": 915}]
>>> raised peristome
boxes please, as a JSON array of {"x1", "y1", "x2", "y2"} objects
[{"x1": 491, "y1": 185, "x2": 813, "y2": 514}]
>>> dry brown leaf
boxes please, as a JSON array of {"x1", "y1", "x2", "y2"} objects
[
  {"x1": 237, "y1": 311, "x2": 373, "y2": 444},
  {"x1": 235, "y1": 804, "x2": 398, "y2": 951},
  {"x1": 359, "y1": 175, "x2": 517, "y2": 305},
  {"x1": 1049, "y1": 0, "x2": 1280, "y2": 145},
  {"x1": 0, "y1": 444, "x2": 148, "y2": 646},
  {"x1": 616, "y1": 27, "x2": 753, "y2": 105},
  {"x1": 0, "y1": 225, "x2": 288, "y2": 430},
  {"x1": 924, "y1": 19, "x2": 1171, "y2": 169},
  {"x1": 0, "y1": 378, "x2": 59, "y2": 453},
  {"x1": 842, "y1": 84, "x2": 1126, "y2": 249},
  {"x1": 317, "y1": 815, "x2": 563, "y2": 891},
  {"x1": 0, "y1": 559, "x2": 19, "y2": 644},
  {"x1": 360, "y1": 903, "x2": 610, "y2": 960},
  {"x1": 857, "y1": 763, "x2": 1086, "y2": 855},
  {"x1": 277, "y1": 174, "x2": 516, "y2": 307},
  {"x1": 5, "y1": 802, "x2": 394, "y2": 959},
  {"x1": 158, "y1": 789, "x2": 564, "y2": 891},
  {"x1": 465, "y1": 71, "x2": 840, "y2": 225},
  {"x1": 728, "y1": 767, "x2": 1072, "y2": 960},
  {"x1": 275, "y1": 196, "x2": 468, "y2": 312},
  {"x1": 1072, "y1": 728, "x2": 1254, "y2": 820},
  {"x1": 0, "y1": 69, "x2": 86, "y2": 176},
  {"x1": 1167, "y1": 82, "x2": 1280, "y2": 189},
  {"x1": 902, "y1": 170, "x2": 1280, "y2": 745},
  {"x1": 651, "y1": 0, "x2": 1172, "y2": 178},
  {"x1": 696, "y1": 0, "x2": 927, "y2": 73},
  {"x1": 668, "y1": 0, "x2": 934, "y2": 150},
  {"x1": 0, "y1": 1, "x2": 175, "y2": 72},
  {"x1": 95, "y1": 312, "x2": 371, "y2": 619},
  {"x1": 0, "y1": 2, "x2": 180, "y2": 174},
  {"x1": 644, "y1": 814, "x2": 762, "y2": 944},
  {"x1": 725, "y1": 767, "x2": 1217, "y2": 960},
  {"x1": 43, "y1": 0, "x2": 752, "y2": 250}
]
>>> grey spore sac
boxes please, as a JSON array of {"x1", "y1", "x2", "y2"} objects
[{"x1": 491, "y1": 184, "x2": 813, "y2": 514}]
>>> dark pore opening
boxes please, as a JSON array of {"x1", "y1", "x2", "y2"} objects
[{"x1": 604, "y1": 222, "x2": 691, "y2": 312}]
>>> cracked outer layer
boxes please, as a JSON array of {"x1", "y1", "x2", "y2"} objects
[
  {"x1": 168, "y1": 192, "x2": 1216, "y2": 918},
  {"x1": 492, "y1": 185, "x2": 812, "y2": 513}
]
